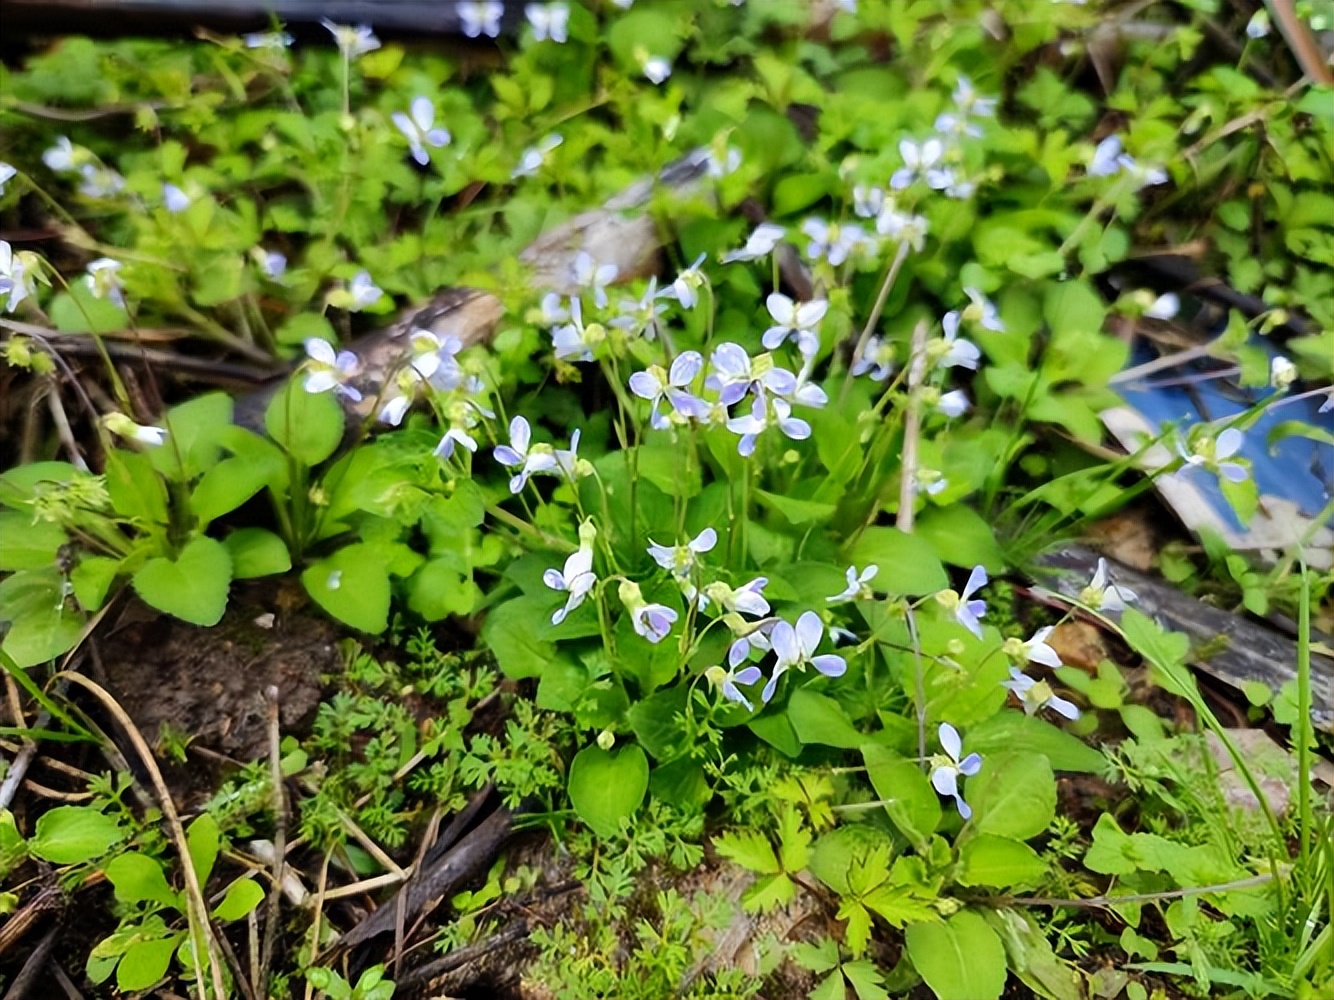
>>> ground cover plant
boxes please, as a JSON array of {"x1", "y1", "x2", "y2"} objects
[{"x1": 1, "y1": 0, "x2": 1332, "y2": 998}]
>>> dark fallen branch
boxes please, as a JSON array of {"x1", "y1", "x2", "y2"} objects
[
  {"x1": 1034, "y1": 545, "x2": 1334, "y2": 732},
  {"x1": 330, "y1": 803, "x2": 514, "y2": 954}
]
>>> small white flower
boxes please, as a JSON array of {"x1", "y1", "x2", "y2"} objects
[
  {"x1": 660, "y1": 253, "x2": 709, "y2": 310},
  {"x1": 851, "y1": 334, "x2": 894, "y2": 382},
  {"x1": 647, "y1": 527, "x2": 717, "y2": 586},
  {"x1": 103, "y1": 413, "x2": 168, "y2": 447},
  {"x1": 525, "y1": 2, "x2": 569, "y2": 42},
  {"x1": 85, "y1": 258, "x2": 125, "y2": 308},
  {"x1": 328, "y1": 570, "x2": 343, "y2": 590},
  {"x1": 321, "y1": 19, "x2": 380, "y2": 58},
  {"x1": 77, "y1": 164, "x2": 125, "y2": 199},
  {"x1": 705, "y1": 145, "x2": 742, "y2": 178},
  {"x1": 935, "y1": 565, "x2": 988, "y2": 639},
  {"x1": 642, "y1": 55, "x2": 672, "y2": 85},
  {"x1": 0, "y1": 162, "x2": 17, "y2": 196},
  {"x1": 609, "y1": 278, "x2": 668, "y2": 338},
  {"x1": 727, "y1": 395, "x2": 810, "y2": 457},
  {"x1": 0, "y1": 241, "x2": 35, "y2": 313},
  {"x1": 1178, "y1": 426, "x2": 1249, "y2": 484},
  {"x1": 761, "y1": 293, "x2": 828, "y2": 357},
  {"x1": 828, "y1": 564, "x2": 878, "y2": 604},
  {"x1": 1269, "y1": 356, "x2": 1297, "y2": 390},
  {"x1": 303, "y1": 338, "x2": 363, "y2": 400},
  {"x1": 952, "y1": 76, "x2": 997, "y2": 118},
  {"x1": 764, "y1": 611, "x2": 847, "y2": 702},
  {"x1": 1144, "y1": 292, "x2": 1179, "y2": 320},
  {"x1": 891, "y1": 137, "x2": 951, "y2": 190},
  {"x1": 551, "y1": 297, "x2": 605, "y2": 362},
  {"x1": 706, "y1": 661, "x2": 764, "y2": 712},
  {"x1": 43, "y1": 137, "x2": 79, "y2": 173},
  {"x1": 801, "y1": 218, "x2": 869, "y2": 266},
  {"x1": 572, "y1": 251, "x2": 618, "y2": 309},
  {"x1": 929, "y1": 723, "x2": 982, "y2": 818},
  {"x1": 347, "y1": 270, "x2": 383, "y2": 311},
  {"x1": 876, "y1": 207, "x2": 928, "y2": 251},
  {"x1": 459, "y1": 0, "x2": 504, "y2": 38},
  {"x1": 243, "y1": 31, "x2": 293, "y2": 50},
  {"x1": 1079, "y1": 557, "x2": 1138, "y2": 613},
  {"x1": 545, "y1": 539, "x2": 597, "y2": 625},
  {"x1": 700, "y1": 577, "x2": 770, "y2": 618},
  {"x1": 259, "y1": 250, "x2": 287, "y2": 280},
  {"x1": 1246, "y1": 10, "x2": 1270, "y2": 38},
  {"x1": 853, "y1": 184, "x2": 885, "y2": 218},
  {"x1": 393, "y1": 96, "x2": 452, "y2": 166},
  {"x1": 494, "y1": 415, "x2": 554, "y2": 492},
  {"x1": 1005, "y1": 626, "x2": 1062, "y2": 669},
  {"x1": 433, "y1": 426, "x2": 479, "y2": 461},
  {"x1": 939, "y1": 312, "x2": 981, "y2": 370},
  {"x1": 628, "y1": 352, "x2": 709, "y2": 429},
  {"x1": 721, "y1": 222, "x2": 785, "y2": 264},
  {"x1": 936, "y1": 389, "x2": 971, "y2": 417},
  {"x1": 1002, "y1": 667, "x2": 1080, "y2": 720},
  {"x1": 962, "y1": 287, "x2": 1005, "y2": 332},
  {"x1": 512, "y1": 134, "x2": 563, "y2": 179},
  {"x1": 162, "y1": 183, "x2": 191, "y2": 213},
  {"x1": 1088, "y1": 135, "x2": 1124, "y2": 177}
]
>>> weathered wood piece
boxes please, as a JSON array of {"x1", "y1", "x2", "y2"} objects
[
  {"x1": 233, "y1": 148, "x2": 712, "y2": 431},
  {"x1": 1035, "y1": 545, "x2": 1334, "y2": 732}
]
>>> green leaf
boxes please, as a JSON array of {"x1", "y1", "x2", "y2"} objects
[
  {"x1": 264, "y1": 380, "x2": 345, "y2": 467},
  {"x1": 132, "y1": 536, "x2": 233, "y2": 626},
  {"x1": 968, "y1": 753, "x2": 1056, "y2": 841},
  {"x1": 748, "y1": 711, "x2": 803, "y2": 758},
  {"x1": 844, "y1": 959, "x2": 890, "y2": 1000},
  {"x1": 1083, "y1": 813, "x2": 1137, "y2": 875},
  {"x1": 105, "y1": 853, "x2": 177, "y2": 907},
  {"x1": 29, "y1": 806, "x2": 125, "y2": 864},
  {"x1": 212, "y1": 876, "x2": 265, "y2": 922},
  {"x1": 905, "y1": 909, "x2": 1007, "y2": 1000},
  {"x1": 186, "y1": 813, "x2": 219, "y2": 887},
  {"x1": 567, "y1": 743, "x2": 648, "y2": 838},
  {"x1": 71, "y1": 555, "x2": 120, "y2": 611},
  {"x1": 105, "y1": 450, "x2": 169, "y2": 525},
  {"x1": 788, "y1": 689, "x2": 864, "y2": 748},
  {"x1": 274, "y1": 312, "x2": 336, "y2": 348},
  {"x1": 151, "y1": 392, "x2": 233, "y2": 482},
  {"x1": 957, "y1": 834, "x2": 1046, "y2": 888},
  {"x1": 482, "y1": 596, "x2": 558, "y2": 679},
  {"x1": 48, "y1": 281, "x2": 127, "y2": 333},
  {"x1": 914, "y1": 506, "x2": 1005, "y2": 572},
  {"x1": 190, "y1": 456, "x2": 276, "y2": 525},
  {"x1": 407, "y1": 559, "x2": 479, "y2": 621},
  {"x1": 756, "y1": 489, "x2": 836, "y2": 525},
  {"x1": 965, "y1": 711, "x2": 1104, "y2": 773},
  {"x1": 0, "y1": 513, "x2": 66, "y2": 571},
  {"x1": 117, "y1": 934, "x2": 179, "y2": 992},
  {"x1": 224, "y1": 528, "x2": 291, "y2": 579},
  {"x1": 0, "y1": 569, "x2": 85, "y2": 668},
  {"x1": 301, "y1": 544, "x2": 391, "y2": 634},
  {"x1": 849, "y1": 528, "x2": 948, "y2": 595},
  {"x1": 862, "y1": 743, "x2": 940, "y2": 851},
  {"x1": 714, "y1": 829, "x2": 780, "y2": 875},
  {"x1": 985, "y1": 908, "x2": 1083, "y2": 1000}
]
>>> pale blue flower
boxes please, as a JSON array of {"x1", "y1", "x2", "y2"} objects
[
  {"x1": 705, "y1": 343, "x2": 795, "y2": 406},
  {"x1": 572, "y1": 251, "x2": 618, "y2": 309},
  {"x1": 303, "y1": 338, "x2": 362, "y2": 400},
  {"x1": 393, "y1": 96, "x2": 451, "y2": 166},
  {"x1": 629, "y1": 352, "x2": 708, "y2": 430},
  {"x1": 1179, "y1": 426, "x2": 1248, "y2": 484},
  {"x1": 1080, "y1": 557, "x2": 1137, "y2": 613},
  {"x1": 494, "y1": 415, "x2": 557, "y2": 493},
  {"x1": 940, "y1": 312, "x2": 981, "y2": 370},
  {"x1": 727, "y1": 395, "x2": 809, "y2": 457},
  {"x1": 891, "y1": 137, "x2": 951, "y2": 190},
  {"x1": 162, "y1": 183, "x2": 190, "y2": 213},
  {"x1": 721, "y1": 223, "x2": 785, "y2": 264},
  {"x1": 1002, "y1": 667, "x2": 1080, "y2": 720},
  {"x1": 545, "y1": 545, "x2": 596, "y2": 625},
  {"x1": 525, "y1": 2, "x2": 569, "y2": 42},
  {"x1": 0, "y1": 162, "x2": 18, "y2": 196},
  {"x1": 512, "y1": 134, "x2": 563, "y2": 179},
  {"x1": 43, "y1": 137, "x2": 79, "y2": 173},
  {"x1": 77, "y1": 164, "x2": 125, "y2": 198},
  {"x1": 709, "y1": 662, "x2": 763, "y2": 711},
  {"x1": 660, "y1": 253, "x2": 708, "y2": 310},
  {"x1": 85, "y1": 258, "x2": 125, "y2": 308},
  {"x1": 260, "y1": 250, "x2": 287, "y2": 280},
  {"x1": 642, "y1": 55, "x2": 672, "y2": 85},
  {"x1": 851, "y1": 335, "x2": 894, "y2": 382},
  {"x1": 828, "y1": 565, "x2": 878, "y2": 604},
  {"x1": 936, "y1": 389, "x2": 970, "y2": 417},
  {"x1": 433, "y1": 427, "x2": 478, "y2": 460},
  {"x1": 347, "y1": 270, "x2": 383, "y2": 310},
  {"x1": 633, "y1": 602, "x2": 677, "y2": 643},
  {"x1": 459, "y1": 0, "x2": 504, "y2": 38},
  {"x1": 243, "y1": 31, "x2": 293, "y2": 49},
  {"x1": 321, "y1": 19, "x2": 380, "y2": 58},
  {"x1": 764, "y1": 611, "x2": 846, "y2": 702},
  {"x1": 762, "y1": 293, "x2": 828, "y2": 357},
  {"x1": 930, "y1": 723, "x2": 982, "y2": 818},
  {"x1": 953, "y1": 565, "x2": 988, "y2": 638},
  {"x1": 801, "y1": 218, "x2": 869, "y2": 266}
]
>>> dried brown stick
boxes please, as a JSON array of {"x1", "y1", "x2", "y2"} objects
[
  {"x1": 2, "y1": 925, "x2": 60, "y2": 1000},
  {"x1": 258, "y1": 686, "x2": 286, "y2": 997}
]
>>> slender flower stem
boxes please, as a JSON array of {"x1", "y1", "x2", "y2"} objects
[
  {"x1": 843, "y1": 239, "x2": 910, "y2": 401},
  {"x1": 896, "y1": 320, "x2": 929, "y2": 534}
]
